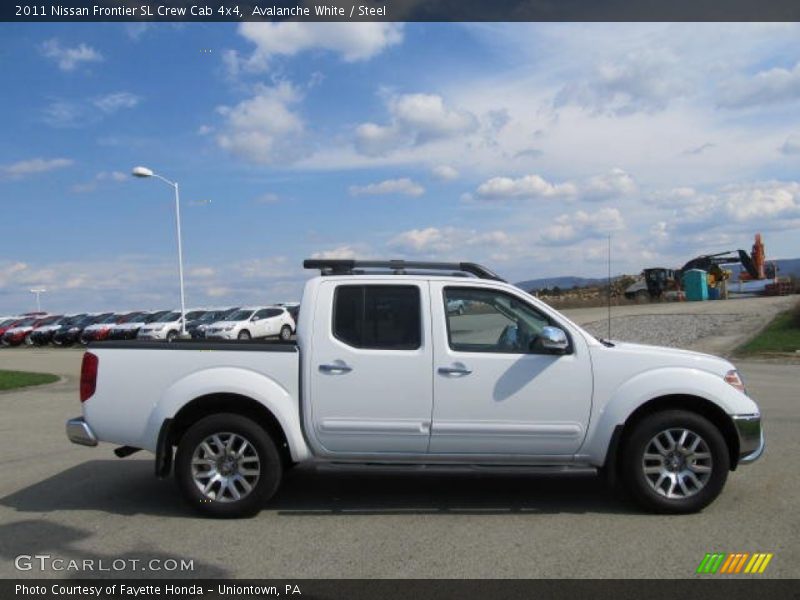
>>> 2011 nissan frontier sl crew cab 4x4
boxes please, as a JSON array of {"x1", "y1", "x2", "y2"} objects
[{"x1": 66, "y1": 259, "x2": 764, "y2": 518}]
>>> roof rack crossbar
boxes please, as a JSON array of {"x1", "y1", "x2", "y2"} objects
[{"x1": 303, "y1": 259, "x2": 505, "y2": 282}]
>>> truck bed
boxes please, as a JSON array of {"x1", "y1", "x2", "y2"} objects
[{"x1": 83, "y1": 340, "x2": 300, "y2": 452}]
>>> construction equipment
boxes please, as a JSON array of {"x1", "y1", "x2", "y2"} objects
[{"x1": 635, "y1": 233, "x2": 775, "y2": 299}]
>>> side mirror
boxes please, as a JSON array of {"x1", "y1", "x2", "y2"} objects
[
  {"x1": 252, "y1": 316, "x2": 260, "y2": 322},
  {"x1": 537, "y1": 326, "x2": 569, "y2": 354}
]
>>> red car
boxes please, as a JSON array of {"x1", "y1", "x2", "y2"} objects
[
  {"x1": 1, "y1": 314, "x2": 61, "y2": 346},
  {"x1": 0, "y1": 317, "x2": 29, "y2": 338}
]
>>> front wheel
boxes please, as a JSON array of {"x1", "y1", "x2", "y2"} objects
[
  {"x1": 166, "y1": 330, "x2": 178, "y2": 343},
  {"x1": 279, "y1": 325, "x2": 292, "y2": 341},
  {"x1": 238, "y1": 330, "x2": 251, "y2": 341},
  {"x1": 174, "y1": 413, "x2": 283, "y2": 518},
  {"x1": 621, "y1": 410, "x2": 729, "y2": 514}
]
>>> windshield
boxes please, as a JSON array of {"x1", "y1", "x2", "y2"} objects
[
  {"x1": 99, "y1": 314, "x2": 120, "y2": 324},
  {"x1": 15, "y1": 318, "x2": 37, "y2": 327},
  {"x1": 186, "y1": 310, "x2": 206, "y2": 321},
  {"x1": 227, "y1": 309, "x2": 254, "y2": 322},
  {"x1": 0, "y1": 318, "x2": 18, "y2": 327},
  {"x1": 38, "y1": 315, "x2": 63, "y2": 325},
  {"x1": 159, "y1": 312, "x2": 181, "y2": 322},
  {"x1": 145, "y1": 311, "x2": 170, "y2": 323},
  {"x1": 118, "y1": 312, "x2": 146, "y2": 323}
]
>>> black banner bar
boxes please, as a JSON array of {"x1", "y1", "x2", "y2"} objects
[
  {"x1": 4, "y1": 0, "x2": 800, "y2": 23},
  {"x1": 4, "y1": 579, "x2": 800, "y2": 600}
]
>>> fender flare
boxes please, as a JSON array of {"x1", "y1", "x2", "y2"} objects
[
  {"x1": 579, "y1": 367, "x2": 740, "y2": 466},
  {"x1": 145, "y1": 366, "x2": 310, "y2": 462}
]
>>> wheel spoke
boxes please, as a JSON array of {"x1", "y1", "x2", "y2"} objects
[
  {"x1": 191, "y1": 431, "x2": 261, "y2": 504},
  {"x1": 642, "y1": 427, "x2": 712, "y2": 500},
  {"x1": 677, "y1": 430, "x2": 689, "y2": 452}
]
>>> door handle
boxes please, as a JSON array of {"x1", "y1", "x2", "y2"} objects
[
  {"x1": 319, "y1": 362, "x2": 353, "y2": 374},
  {"x1": 438, "y1": 365, "x2": 472, "y2": 376}
]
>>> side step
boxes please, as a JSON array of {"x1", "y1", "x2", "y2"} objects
[{"x1": 317, "y1": 463, "x2": 597, "y2": 475}]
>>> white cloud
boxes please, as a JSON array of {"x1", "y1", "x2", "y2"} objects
[
  {"x1": 389, "y1": 227, "x2": 513, "y2": 255},
  {"x1": 71, "y1": 171, "x2": 127, "y2": 193},
  {"x1": 718, "y1": 61, "x2": 800, "y2": 109},
  {"x1": 780, "y1": 134, "x2": 800, "y2": 155},
  {"x1": 93, "y1": 92, "x2": 141, "y2": 113},
  {"x1": 722, "y1": 181, "x2": 800, "y2": 222},
  {"x1": 310, "y1": 245, "x2": 360, "y2": 260},
  {"x1": 231, "y1": 22, "x2": 403, "y2": 73},
  {"x1": 349, "y1": 178, "x2": 425, "y2": 197},
  {"x1": 582, "y1": 168, "x2": 637, "y2": 200},
  {"x1": 40, "y1": 39, "x2": 103, "y2": 71},
  {"x1": 431, "y1": 165, "x2": 460, "y2": 181},
  {"x1": 216, "y1": 83, "x2": 305, "y2": 164},
  {"x1": 1, "y1": 158, "x2": 73, "y2": 179},
  {"x1": 475, "y1": 174, "x2": 577, "y2": 201},
  {"x1": 255, "y1": 193, "x2": 280, "y2": 204},
  {"x1": 541, "y1": 208, "x2": 625, "y2": 244},
  {"x1": 554, "y1": 47, "x2": 691, "y2": 115},
  {"x1": 355, "y1": 93, "x2": 478, "y2": 156}
]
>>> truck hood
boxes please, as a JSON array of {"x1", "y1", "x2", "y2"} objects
[{"x1": 602, "y1": 340, "x2": 734, "y2": 376}]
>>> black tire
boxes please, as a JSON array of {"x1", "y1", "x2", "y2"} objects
[
  {"x1": 166, "y1": 330, "x2": 178, "y2": 343},
  {"x1": 175, "y1": 413, "x2": 282, "y2": 518},
  {"x1": 279, "y1": 325, "x2": 292, "y2": 341},
  {"x1": 238, "y1": 330, "x2": 251, "y2": 341},
  {"x1": 621, "y1": 410, "x2": 729, "y2": 514}
]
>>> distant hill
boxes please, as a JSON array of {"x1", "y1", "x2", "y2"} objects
[
  {"x1": 514, "y1": 276, "x2": 608, "y2": 291},
  {"x1": 515, "y1": 258, "x2": 800, "y2": 292},
  {"x1": 775, "y1": 258, "x2": 800, "y2": 277}
]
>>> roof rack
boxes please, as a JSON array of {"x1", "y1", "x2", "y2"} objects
[{"x1": 303, "y1": 259, "x2": 506, "y2": 282}]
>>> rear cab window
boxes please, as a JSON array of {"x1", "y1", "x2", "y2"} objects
[{"x1": 333, "y1": 285, "x2": 422, "y2": 350}]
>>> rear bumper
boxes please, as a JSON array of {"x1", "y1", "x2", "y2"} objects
[
  {"x1": 733, "y1": 414, "x2": 764, "y2": 464},
  {"x1": 66, "y1": 417, "x2": 98, "y2": 447}
]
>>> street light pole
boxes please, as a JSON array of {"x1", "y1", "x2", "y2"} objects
[
  {"x1": 30, "y1": 288, "x2": 47, "y2": 312},
  {"x1": 132, "y1": 166, "x2": 188, "y2": 338}
]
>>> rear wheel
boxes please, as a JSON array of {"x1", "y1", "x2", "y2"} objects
[
  {"x1": 175, "y1": 413, "x2": 282, "y2": 518},
  {"x1": 279, "y1": 325, "x2": 292, "y2": 341},
  {"x1": 621, "y1": 410, "x2": 729, "y2": 513}
]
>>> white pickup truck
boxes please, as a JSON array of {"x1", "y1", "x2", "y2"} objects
[{"x1": 67, "y1": 259, "x2": 764, "y2": 518}]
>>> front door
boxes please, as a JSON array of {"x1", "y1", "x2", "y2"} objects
[
  {"x1": 308, "y1": 281, "x2": 434, "y2": 454},
  {"x1": 430, "y1": 283, "x2": 592, "y2": 456}
]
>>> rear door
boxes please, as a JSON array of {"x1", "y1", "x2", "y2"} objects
[{"x1": 307, "y1": 280, "x2": 434, "y2": 454}]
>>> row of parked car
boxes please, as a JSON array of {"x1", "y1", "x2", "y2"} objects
[{"x1": 0, "y1": 303, "x2": 299, "y2": 347}]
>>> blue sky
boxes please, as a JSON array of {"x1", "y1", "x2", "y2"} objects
[{"x1": 1, "y1": 22, "x2": 799, "y2": 313}]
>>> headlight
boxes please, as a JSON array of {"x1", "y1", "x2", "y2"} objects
[
  {"x1": 224, "y1": 326, "x2": 234, "y2": 331},
  {"x1": 724, "y1": 369, "x2": 747, "y2": 394}
]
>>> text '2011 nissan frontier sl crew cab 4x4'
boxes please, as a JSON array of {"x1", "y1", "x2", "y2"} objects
[{"x1": 67, "y1": 259, "x2": 764, "y2": 517}]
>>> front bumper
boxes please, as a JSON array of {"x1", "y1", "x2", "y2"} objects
[
  {"x1": 206, "y1": 331, "x2": 236, "y2": 340},
  {"x1": 733, "y1": 414, "x2": 765, "y2": 464},
  {"x1": 66, "y1": 416, "x2": 98, "y2": 447}
]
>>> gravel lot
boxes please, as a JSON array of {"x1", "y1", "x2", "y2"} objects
[{"x1": 582, "y1": 314, "x2": 743, "y2": 349}]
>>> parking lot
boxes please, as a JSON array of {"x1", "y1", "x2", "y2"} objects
[{"x1": 0, "y1": 297, "x2": 797, "y2": 579}]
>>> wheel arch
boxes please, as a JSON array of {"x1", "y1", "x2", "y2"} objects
[
  {"x1": 607, "y1": 394, "x2": 741, "y2": 476},
  {"x1": 159, "y1": 393, "x2": 294, "y2": 476}
]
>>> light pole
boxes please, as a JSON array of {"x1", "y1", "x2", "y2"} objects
[
  {"x1": 132, "y1": 166, "x2": 188, "y2": 338},
  {"x1": 29, "y1": 288, "x2": 47, "y2": 312}
]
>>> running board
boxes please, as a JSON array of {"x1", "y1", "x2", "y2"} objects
[{"x1": 317, "y1": 463, "x2": 597, "y2": 475}]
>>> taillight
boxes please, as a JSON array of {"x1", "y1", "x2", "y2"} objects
[{"x1": 80, "y1": 352, "x2": 99, "y2": 402}]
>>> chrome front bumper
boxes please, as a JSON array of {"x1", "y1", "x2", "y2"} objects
[
  {"x1": 733, "y1": 414, "x2": 764, "y2": 464},
  {"x1": 66, "y1": 416, "x2": 98, "y2": 447}
]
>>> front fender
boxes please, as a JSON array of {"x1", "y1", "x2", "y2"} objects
[
  {"x1": 578, "y1": 366, "x2": 756, "y2": 465},
  {"x1": 145, "y1": 366, "x2": 310, "y2": 461}
]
